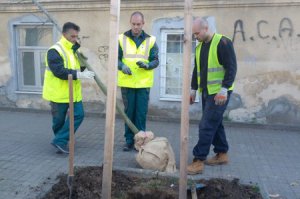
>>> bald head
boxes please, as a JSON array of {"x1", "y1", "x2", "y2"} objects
[
  {"x1": 192, "y1": 17, "x2": 213, "y2": 42},
  {"x1": 193, "y1": 17, "x2": 209, "y2": 29},
  {"x1": 130, "y1": 11, "x2": 144, "y2": 23}
]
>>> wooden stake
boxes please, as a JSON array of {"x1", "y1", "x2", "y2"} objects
[
  {"x1": 179, "y1": 0, "x2": 193, "y2": 198},
  {"x1": 68, "y1": 74, "x2": 75, "y2": 198},
  {"x1": 101, "y1": 0, "x2": 120, "y2": 198},
  {"x1": 68, "y1": 74, "x2": 75, "y2": 176}
]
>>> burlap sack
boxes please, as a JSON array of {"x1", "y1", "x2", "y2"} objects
[
  {"x1": 134, "y1": 131, "x2": 155, "y2": 151},
  {"x1": 136, "y1": 137, "x2": 177, "y2": 173}
]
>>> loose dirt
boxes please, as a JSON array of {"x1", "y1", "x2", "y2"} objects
[{"x1": 42, "y1": 166, "x2": 263, "y2": 199}]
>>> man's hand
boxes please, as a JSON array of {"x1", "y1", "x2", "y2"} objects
[
  {"x1": 77, "y1": 69, "x2": 95, "y2": 79},
  {"x1": 214, "y1": 87, "x2": 228, "y2": 105},
  {"x1": 136, "y1": 61, "x2": 149, "y2": 70},
  {"x1": 190, "y1": 90, "x2": 197, "y2": 105},
  {"x1": 121, "y1": 64, "x2": 132, "y2": 75}
]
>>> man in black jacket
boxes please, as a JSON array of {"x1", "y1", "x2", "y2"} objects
[{"x1": 188, "y1": 17, "x2": 237, "y2": 174}]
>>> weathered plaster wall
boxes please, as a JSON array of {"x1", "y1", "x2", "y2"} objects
[
  {"x1": 1, "y1": 0, "x2": 300, "y2": 126},
  {"x1": 220, "y1": 6, "x2": 300, "y2": 124}
]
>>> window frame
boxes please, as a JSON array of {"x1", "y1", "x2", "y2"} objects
[
  {"x1": 160, "y1": 29, "x2": 197, "y2": 101},
  {"x1": 13, "y1": 23, "x2": 55, "y2": 93}
]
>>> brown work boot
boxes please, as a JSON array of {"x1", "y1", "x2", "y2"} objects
[
  {"x1": 187, "y1": 159, "x2": 204, "y2": 175},
  {"x1": 205, "y1": 153, "x2": 228, "y2": 165}
]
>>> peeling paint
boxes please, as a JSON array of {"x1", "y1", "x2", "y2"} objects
[
  {"x1": 263, "y1": 96, "x2": 300, "y2": 124},
  {"x1": 228, "y1": 106, "x2": 266, "y2": 123},
  {"x1": 235, "y1": 71, "x2": 300, "y2": 108}
]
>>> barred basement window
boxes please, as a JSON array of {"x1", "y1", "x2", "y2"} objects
[
  {"x1": 160, "y1": 29, "x2": 197, "y2": 101},
  {"x1": 14, "y1": 24, "x2": 54, "y2": 92}
]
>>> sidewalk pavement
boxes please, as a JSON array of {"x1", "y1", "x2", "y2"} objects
[{"x1": 0, "y1": 109, "x2": 299, "y2": 199}]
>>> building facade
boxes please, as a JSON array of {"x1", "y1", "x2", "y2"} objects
[{"x1": 1, "y1": 0, "x2": 300, "y2": 126}]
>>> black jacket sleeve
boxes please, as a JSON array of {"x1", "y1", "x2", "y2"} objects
[
  {"x1": 191, "y1": 58, "x2": 198, "y2": 90},
  {"x1": 118, "y1": 43, "x2": 124, "y2": 70},
  {"x1": 217, "y1": 37, "x2": 237, "y2": 89},
  {"x1": 148, "y1": 42, "x2": 159, "y2": 70},
  {"x1": 47, "y1": 49, "x2": 78, "y2": 80}
]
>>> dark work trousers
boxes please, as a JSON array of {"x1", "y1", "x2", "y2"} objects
[
  {"x1": 121, "y1": 87, "x2": 150, "y2": 145},
  {"x1": 50, "y1": 101, "x2": 84, "y2": 146},
  {"x1": 193, "y1": 89, "x2": 231, "y2": 161}
]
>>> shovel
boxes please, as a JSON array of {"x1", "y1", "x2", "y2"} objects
[{"x1": 67, "y1": 74, "x2": 75, "y2": 199}]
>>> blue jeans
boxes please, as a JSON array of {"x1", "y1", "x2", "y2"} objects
[
  {"x1": 50, "y1": 101, "x2": 84, "y2": 146},
  {"x1": 121, "y1": 88, "x2": 150, "y2": 145},
  {"x1": 193, "y1": 90, "x2": 231, "y2": 161}
]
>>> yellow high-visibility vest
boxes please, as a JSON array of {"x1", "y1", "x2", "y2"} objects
[
  {"x1": 195, "y1": 33, "x2": 234, "y2": 94},
  {"x1": 42, "y1": 36, "x2": 82, "y2": 102},
  {"x1": 118, "y1": 34, "x2": 156, "y2": 88}
]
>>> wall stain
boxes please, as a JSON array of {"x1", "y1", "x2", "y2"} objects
[{"x1": 243, "y1": 71, "x2": 299, "y2": 97}]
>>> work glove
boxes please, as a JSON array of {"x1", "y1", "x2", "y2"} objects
[
  {"x1": 121, "y1": 64, "x2": 132, "y2": 75},
  {"x1": 214, "y1": 87, "x2": 228, "y2": 105},
  {"x1": 136, "y1": 61, "x2": 149, "y2": 70},
  {"x1": 190, "y1": 90, "x2": 197, "y2": 105},
  {"x1": 77, "y1": 69, "x2": 95, "y2": 79}
]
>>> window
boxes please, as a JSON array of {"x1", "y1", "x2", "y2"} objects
[
  {"x1": 160, "y1": 29, "x2": 197, "y2": 101},
  {"x1": 14, "y1": 24, "x2": 54, "y2": 92}
]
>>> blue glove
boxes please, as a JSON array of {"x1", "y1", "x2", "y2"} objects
[
  {"x1": 121, "y1": 64, "x2": 132, "y2": 75},
  {"x1": 136, "y1": 61, "x2": 149, "y2": 70}
]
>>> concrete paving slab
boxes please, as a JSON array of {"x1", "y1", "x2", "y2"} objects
[{"x1": 0, "y1": 110, "x2": 299, "y2": 199}]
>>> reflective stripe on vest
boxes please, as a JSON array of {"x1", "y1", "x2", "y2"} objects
[
  {"x1": 122, "y1": 35, "x2": 151, "y2": 59},
  {"x1": 42, "y1": 36, "x2": 82, "y2": 103},
  {"x1": 195, "y1": 33, "x2": 234, "y2": 94},
  {"x1": 45, "y1": 43, "x2": 68, "y2": 71},
  {"x1": 118, "y1": 34, "x2": 156, "y2": 88}
]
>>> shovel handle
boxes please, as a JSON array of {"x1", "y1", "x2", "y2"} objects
[
  {"x1": 68, "y1": 74, "x2": 75, "y2": 176},
  {"x1": 77, "y1": 52, "x2": 139, "y2": 134}
]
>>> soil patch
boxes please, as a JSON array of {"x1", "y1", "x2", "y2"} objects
[{"x1": 42, "y1": 166, "x2": 262, "y2": 199}]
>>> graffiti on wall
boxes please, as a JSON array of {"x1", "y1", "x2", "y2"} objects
[
  {"x1": 232, "y1": 17, "x2": 298, "y2": 43},
  {"x1": 97, "y1": 46, "x2": 109, "y2": 62}
]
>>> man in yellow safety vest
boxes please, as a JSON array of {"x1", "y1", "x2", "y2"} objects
[
  {"x1": 118, "y1": 11, "x2": 159, "y2": 151},
  {"x1": 188, "y1": 17, "x2": 237, "y2": 174},
  {"x1": 43, "y1": 22, "x2": 95, "y2": 154}
]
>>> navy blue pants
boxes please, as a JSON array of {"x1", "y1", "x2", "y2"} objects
[
  {"x1": 121, "y1": 88, "x2": 150, "y2": 145},
  {"x1": 50, "y1": 101, "x2": 84, "y2": 146},
  {"x1": 193, "y1": 90, "x2": 231, "y2": 161}
]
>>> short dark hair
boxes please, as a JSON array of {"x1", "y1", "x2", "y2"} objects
[
  {"x1": 62, "y1": 22, "x2": 80, "y2": 33},
  {"x1": 130, "y1": 11, "x2": 144, "y2": 22}
]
